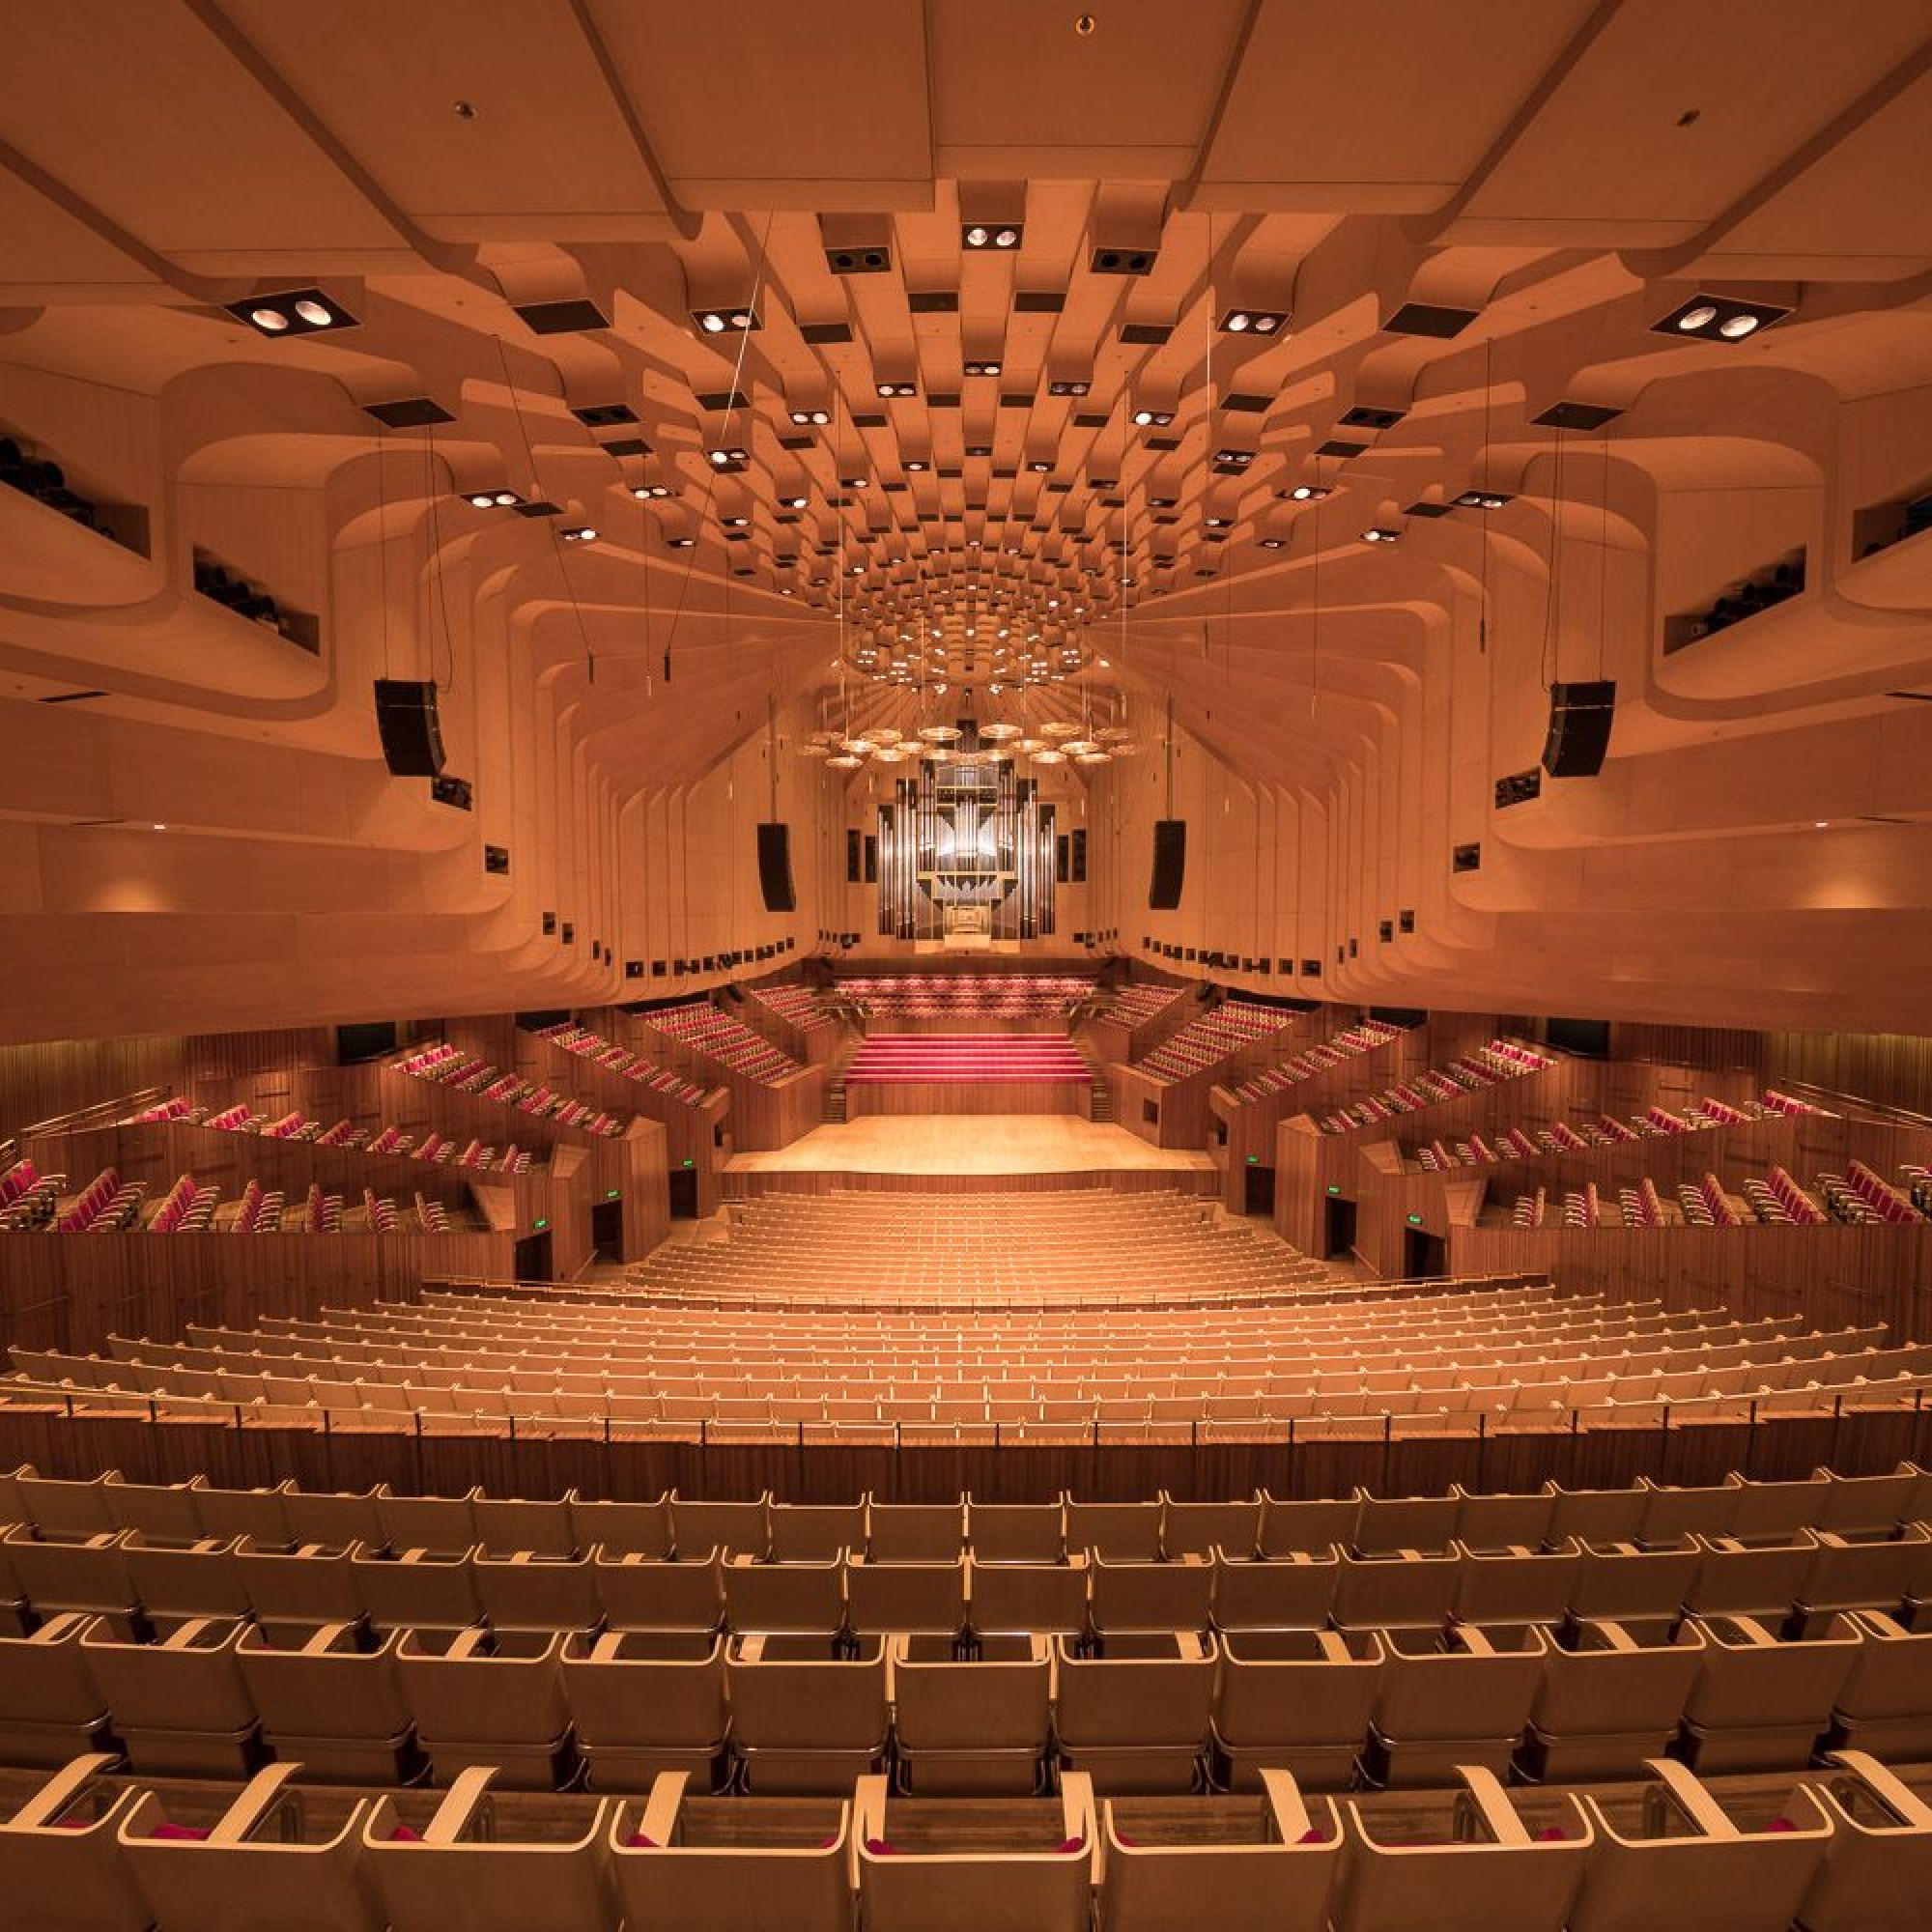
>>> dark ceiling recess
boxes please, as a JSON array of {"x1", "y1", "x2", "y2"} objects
[
  {"x1": 511, "y1": 297, "x2": 610, "y2": 334},
  {"x1": 1385, "y1": 300, "x2": 1479, "y2": 338}
]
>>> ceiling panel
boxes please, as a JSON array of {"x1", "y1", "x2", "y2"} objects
[
  {"x1": 0, "y1": 1, "x2": 398, "y2": 254},
  {"x1": 930, "y1": 0, "x2": 1249, "y2": 178},
  {"x1": 590, "y1": 0, "x2": 931, "y2": 206},
  {"x1": 221, "y1": 0, "x2": 671, "y2": 240},
  {"x1": 1200, "y1": 0, "x2": 1597, "y2": 211},
  {"x1": 1460, "y1": 0, "x2": 1932, "y2": 236}
]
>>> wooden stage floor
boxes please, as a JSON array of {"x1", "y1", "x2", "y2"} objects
[{"x1": 722, "y1": 1114, "x2": 1217, "y2": 1194}]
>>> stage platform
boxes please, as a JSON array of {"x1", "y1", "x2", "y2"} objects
[{"x1": 720, "y1": 1115, "x2": 1219, "y2": 1197}]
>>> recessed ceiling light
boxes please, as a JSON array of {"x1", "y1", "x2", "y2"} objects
[
  {"x1": 1047, "y1": 379, "x2": 1092, "y2": 397},
  {"x1": 789, "y1": 408, "x2": 832, "y2": 427},
  {"x1": 1455, "y1": 490, "x2": 1514, "y2": 510},
  {"x1": 965, "y1": 359, "x2": 1002, "y2": 378},
  {"x1": 1362, "y1": 526, "x2": 1401, "y2": 544},
  {"x1": 877, "y1": 381, "x2": 918, "y2": 398},
  {"x1": 668, "y1": 536, "x2": 696, "y2": 549},
  {"x1": 1131, "y1": 409, "x2": 1175, "y2": 428},
  {"x1": 561, "y1": 526, "x2": 597, "y2": 542},
  {"x1": 783, "y1": 494, "x2": 809, "y2": 508},
  {"x1": 708, "y1": 448, "x2": 749, "y2": 470},
  {"x1": 1653, "y1": 294, "x2": 1788, "y2": 342},
  {"x1": 631, "y1": 484, "x2": 671, "y2": 499},
  {"x1": 840, "y1": 475, "x2": 869, "y2": 489},
  {"x1": 1218, "y1": 308, "x2": 1287, "y2": 334},
  {"x1": 691, "y1": 306, "x2": 759, "y2": 334},
  {"x1": 1281, "y1": 485, "x2": 1331, "y2": 501},
  {"x1": 227, "y1": 287, "x2": 357, "y2": 336},
  {"x1": 1214, "y1": 449, "x2": 1254, "y2": 467}
]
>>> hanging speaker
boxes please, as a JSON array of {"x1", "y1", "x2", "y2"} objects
[
  {"x1": 1541, "y1": 679, "x2": 1616, "y2": 779},
  {"x1": 1149, "y1": 819, "x2": 1187, "y2": 909},
  {"x1": 756, "y1": 822, "x2": 796, "y2": 912},
  {"x1": 373, "y1": 679, "x2": 445, "y2": 778}
]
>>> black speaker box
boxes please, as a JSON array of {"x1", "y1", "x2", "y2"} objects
[
  {"x1": 373, "y1": 679, "x2": 445, "y2": 778},
  {"x1": 1149, "y1": 819, "x2": 1187, "y2": 909},
  {"x1": 1541, "y1": 679, "x2": 1616, "y2": 779},
  {"x1": 756, "y1": 822, "x2": 796, "y2": 912}
]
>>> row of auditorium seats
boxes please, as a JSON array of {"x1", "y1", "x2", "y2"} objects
[
  {"x1": 56, "y1": 1283, "x2": 1920, "y2": 1433},
  {"x1": 1089, "y1": 981, "x2": 1184, "y2": 1029},
  {"x1": 1134, "y1": 1000, "x2": 1297, "y2": 1084},
  {"x1": 1507, "y1": 1160, "x2": 1930, "y2": 1231},
  {"x1": 744, "y1": 982, "x2": 840, "y2": 1035},
  {"x1": 644, "y1": 1002, "x2": 802, "y2": 1084},
  {"x1": 392, "y1": 1043, "x2": 629, "y2": 1136},
  {"x1": 2, "y1": 1600, "x2": 1926, "y2": 1801},
  {"x1": 1411, "y1": 1089, "x2": 1829, "y2": 1171},
  {"x1": 1319, "y1": 1041, "x2": 1556, "y2": 1133},
  {"x1": 842, "y1": 975, "x2": 1093, "y2": 1021},
  {"x1": 1226, "y1": 1019, "x2": 1403, "y2": 1104},
  {"x1": 132, "y1": 1096, "x2": 539, "y2": 1174},
  {"x1": 10, "y1": 1752, "x2": 1927, "y2": 1932},
  {"x1": 534, "y1": 1021, "x2": 714, "y2": 1106}
]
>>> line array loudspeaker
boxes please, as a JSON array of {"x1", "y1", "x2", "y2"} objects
[
  {"x1": 1542, "y1": 680, "x2": 1616, "y2": 779},
  {"x1": 756, "y1": 822, "x2": 796, "y2": 913},
  {"x1": 373, "y1": 679, "x2": 445, "y2": 778},
  {"x1": 1149, "y1": 819, "x2": 1187, "y2": 910}
]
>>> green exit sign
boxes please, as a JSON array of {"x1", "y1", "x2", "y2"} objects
[
  {"x1": 1406, "y1": 1212, "x2": 1425, "y2": 1226},
  {"x1": 532, "y1": 1217, "x2": 550, "y2": 1232},
  {"x1": 1325, "y1": 1184, "x2": 1342, "y2": 1197},
  {"x1": 606, "y1": 1188, "x2": 621, "y2": 1200},
  {"x1": 1246, "y1": 1154, "x2": 1260, "y2": 1165},
  {"x1": 681, "y1": 1158, "x2": 696, "y2": 1169}
]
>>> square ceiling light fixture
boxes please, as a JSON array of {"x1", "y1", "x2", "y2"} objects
[
  {"x1": 228, "y1": 288, "x2": 357, "y2": 335},
  {"x1": 690, "y1": 304, "x2": 759, "y2": 334},
  {"x1": 1653, "y1": 294, "x2": 1791, "y2": 341}
]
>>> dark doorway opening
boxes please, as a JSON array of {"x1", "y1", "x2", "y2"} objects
[
  {"x1": 668, "y1": 1168, "x2": 699, "y2": 1219},
  {"x1": 1403, "y1": 1227, "x2": 1448, "y2": 1278},
  {"x1": 1323, "y1": 1196, "x2": 1357, "y2": 1261},
  {"x1": 512, "y1": 1229, "x2": 554, "y2": 1281},
  {"x1": 1243, "y1": 1164, "x2": 1275, "y2": 1217},
  {"x1": 591, "y1": 1199, "x2": 624, "y2": 1263}
]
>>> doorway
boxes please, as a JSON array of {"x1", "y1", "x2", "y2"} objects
[
  {"x1": 1403, "y1": 1226, "x2": 1448, "y2": 1278},
  {"x1": 1243, "y1": 1163, "x2": 1275, "y2": 1216},
  {"x1": 668, "y1": 1168, "x2": 699, "y2": 1219},
  {"x1": 591, "y1": 1199, "x2": 624, "y2": 1263},
  {"x1": 1322, "y1": 1195, "x2": 1357, "y2": 1261}
]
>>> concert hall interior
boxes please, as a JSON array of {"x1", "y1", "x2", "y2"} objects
[{"x1": 6, "y1": 5, "x2": 1932, "y2": 1927}]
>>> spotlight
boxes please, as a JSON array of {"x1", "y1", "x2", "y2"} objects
[
  {"x1": 1030, "y1": 460, "x2": 1053, "y2": 473},
  {"x1": 1047, "y1": 379, "x2": 1092, "y2": 397},
  {"x1": 691, "y1": 306, "x2": 760, "y2": 334},
  {"x1": 904, "y1": 461, "x2": 927, "y2": 473},
  {"x1": 840, "y1": 475, "x2": 869, "y2": 490},
  {"x1": 1214, "y1": 449, "x2": 1255, "y2": 468},
  {"x1": 668, "y1": 536, "x2": 696, "y2": 549},
  {"x1": 964, "y1": 224, "x2": 989, "y2": 248},
  {"x1": 1653, "y1": 294, "x2": 1790, "y2": 341},
  {"x1": 707, "y1": 448, "x2": 750, "y2": 470},
  {"x1": 631, "y1": 484, "x2": 671, "y2": 499},
  {"x1": 877, "y1": 381, "x2": 918, "y2": 398},
  {"x1": 493, "y1": 491, "x2": 519, "y2": 506},
  {"x1": 789, "y1": 408, "x2": 832, "y2": 427},
  {"x1": 1131, "y1": 408, "x2": 1176, "y2": 428},
  {"x1": 561, "y1": 526, "x2": 597, "y2": 542},
  {"x1": 783, "y1": 494, "x2": 810, "y2": 508},
  {"x1": 462, "y1": 489, "x2": 525, "y2": 510},
  {"x1": 1455, "y1": 490, "x2": 1514, "y2": 510},
  {"x1": 963, "y1": 223, "x2": 1024, "y2": 249},
  {"x1": 1260, "y1": 537, "x2": 1285, "y2": 550},
  {"x1": 1218, "y1": 308, "x2": 1287, "y2": 334},
  {"x1": 466, "y1": 493, "x2": 496, "y2": 508},
  {"x1": 1281, "y1": 484, "x2": 1332, "y2": 501},
  {"x1": 965, "y1": 359, "x2": 1003, "y2": 378},
  {"x1": 1206, "y1": 516, "x2": 1232, "y2": 529},
  {"x1": 1362, "y1": 526, "x2": 1401, "y2": 544},
  {"x1": 227, "y1": 287, "x2": 358, "y2": 336}
]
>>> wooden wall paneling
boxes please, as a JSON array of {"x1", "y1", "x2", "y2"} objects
[
  {"x1": 844, "y1": 1079, "x2": 1091, "y2": 1119},
  {"x1": 0, "y1": 1231, "x2": 507, "y2": 1356}
]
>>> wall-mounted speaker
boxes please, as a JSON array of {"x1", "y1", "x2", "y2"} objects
[
  {"x1": 1149, "y1": 819, "x2": 1187, "y2": 909},
  {"x1": 756, "y1": 822, "x2": 796, "y2": 912},
  {"x1": 1542, "y1": 679, "x2": 1617, "y2": 778},
  {"x1": 373, "y1": 679, "x2": 445, "y2": 778}
]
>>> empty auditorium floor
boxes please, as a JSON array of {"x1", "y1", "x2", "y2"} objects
[{"x1": 724, "y1": 1115, "x2": 1217, "y2": 1178}]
